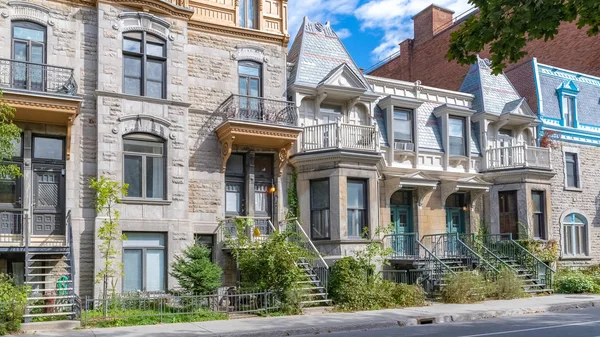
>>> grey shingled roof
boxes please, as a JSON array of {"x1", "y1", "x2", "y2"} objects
[
  {"x1": 287, "y1": 17, "x2": 369, "y2": 89},
  {"x1": 374, "y1": 105, "x2": 389, "y2": 147},
  {"x1": 460, "y1": 56, "x2": 532, "y2": 117},
  {"x1": 418, "y1": 102, "x2": 444, "y2": 152},
  {"x1": 538, "y1": 70, "x2": 600, "y2": 127}
]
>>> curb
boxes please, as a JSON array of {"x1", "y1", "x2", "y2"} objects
[{"x1": 222, "y1": 299, "x2": 600, "y2": 337}]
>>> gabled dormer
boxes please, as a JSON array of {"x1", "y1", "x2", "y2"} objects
[
  {"x1": 556, "y1": 80, "x2": 580, "y2": 128},
  {"x1": 317, "y1": 63, "x2": 372, "y2": 97}
]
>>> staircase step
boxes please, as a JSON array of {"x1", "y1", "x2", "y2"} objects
[
  {"x1": 23, "y1": 312, "x2": 75, "y2": 318},
  {"x1": 28, "y1": 259, "x2": 66, "y2": 262},
  {"x1": 26, "y1": 280, "x2": 72, "y2": 285},
  {"x1": 300, "y1": 299, "x2": 331, "y2": 305},
  {"x1": 302, "y1": 293, "x2": 327, "y2": 298},
  {"x1": 29, "y1": 288, "x2": 73, "y2": 292},
  {"x1": 301, "y1": 287, "x2": 325, "y2": 291},
  {"x1": 27, "y1": 303, "x2": 74, "y2": 309},
  {"x1": 28, "y1": 266, "x2": 70, "y2": 269},
  {"x1": 28, "y1": 295, "x2": 74, "y2": 301}
]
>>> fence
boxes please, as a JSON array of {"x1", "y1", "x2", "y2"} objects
[
  {"x1": 214, "y1": 94, "x2": 297, "y2": 126},
  {"x1": 0, "y1": 58, "x2": 77, "y2": 95},
  {"x1": 82, "y1": 289, "x2": 279, "y2": 326}
]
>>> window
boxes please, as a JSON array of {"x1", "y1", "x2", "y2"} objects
[
  {"x1": 12, "y1": 21, "x2": 46, "y2": 91},
  {"x1": 195, "y1": 234, "x2": 215, "y2": 262},
  {"x1": 347, "y1": 179, "x2": 367, "y2": 238},
  {"x1": 320, "y1": 104, "x2": 343, "y2": 124},
  {"x1": 123, "y1": 232, "x2": 166, "y2": 292},
  {"x1": 565, "y1": 152, "x2": 580, "y2": 188},
  {"x1": 33, "y1": 136, "x2": 64, "y2": 160},
  {"x1": 253, "y1": 154, "x2": 273, "y2": 217},
  {"x1": 122, "y1": 32, "x2": 166, "y2": 99},
  {"x1": 225, "y1": 154, "x2": 245, "y2": 216},
  {"x1": 394, "y1": 108, "x2": 413, "y2": 150},
  {"x1": 239, "y1": 61, "x2": 262, "y2": 119},
  {"x1": 239, "y1": 0, "x2": 258, "y2": 29},
  {"x1": 532, "y1": 191, "x2": 546, "y2": 239},
  {"x1": 123, "y1": 134, "x2": 165, "y2": 199},
  {"x1": 563, "y1": 96, "x2": 576, "y2": 127},
  {"x1": 449, "y1": 117, "x2": 465, "y2": 156},
  {"x1": 562, "y1": 213, "x2": 587, "y2": 256},
  {"x1": 310, "y1": 179, "x2": 330, "y2": 240}
]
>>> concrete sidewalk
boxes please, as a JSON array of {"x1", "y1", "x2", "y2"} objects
[{"x1": 14, "y1": 294, "x2": 600, "y2": 337}]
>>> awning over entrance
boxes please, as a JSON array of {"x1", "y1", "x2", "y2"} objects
[
  {"x1": 384, "y1": 171, "x2": 439, "y2": 209},
  {"x1": 440, "y1": 176, "x2": 491, "y2": 208}
]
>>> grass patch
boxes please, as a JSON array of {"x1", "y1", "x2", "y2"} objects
[{"x1": 82, "y1": 308, "x2": 227, "y2": 328}]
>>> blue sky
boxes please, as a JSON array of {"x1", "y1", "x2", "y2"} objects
[{"x1": 288, "y1": 0, "x2": 473, "y2": 70}]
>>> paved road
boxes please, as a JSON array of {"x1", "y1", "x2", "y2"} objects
[{"x1": 299, "y1": 306, "x2": 600, "y2": 337}]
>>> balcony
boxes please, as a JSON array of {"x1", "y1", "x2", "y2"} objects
[
  {"x1": 218, "y1": 217, "x2": 275, "y2": 248},
  {"x1": 0, "y1": 59, "x2": 77, "y2": 96},
  {"x1": 0, "y1": 210, "x2": 24, "y2": 246},
  {"x1": 215, "y1": 95, "x2": 302, "y2": 173},
  {"x1": 485, "y1": 144, "x2": 552, "y2": 171},
  {"x1": 301, "y1": 122, "x2": 379, "y2": 152}
]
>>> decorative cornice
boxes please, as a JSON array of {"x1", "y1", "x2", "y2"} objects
[
  {"x1": 188, "y1": 21, "x2": 288, "y2": 47},
  {"x1": 119, "y1": 114, "x2": 172, "y2": 127},
  {"x1": 3, "y1": 97, "x2": 80, "y2": 113},
  {"x1": 98, "y1": 0, "x2": 194, "y2": 20}
]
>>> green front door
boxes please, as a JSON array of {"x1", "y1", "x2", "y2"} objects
[
  {"x1": 446, "y1": 207, "x2": 465, "y2": 255},
  {"x1": 391, "y1": 206, "x2": 413, "y2": 256}
]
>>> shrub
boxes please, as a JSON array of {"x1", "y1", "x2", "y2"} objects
[
  {"x1": 441, "y1": 272, "x2": 491, "y2": 304},
  {"x1": 555, "y1": 269, "x2": 598, "y2": 294},
  {"x1": 492, "y1": 268, "x2": 526, "y2": 300},
  {"x1": 170, "y1": 244, "x2": 223, "y2": 295},
  {"x1": 0, "y1": 274, "x2": 28, "y2": 335},
  {"x1": 390, "y1": 282, "x2": 426, "y2": 307}
]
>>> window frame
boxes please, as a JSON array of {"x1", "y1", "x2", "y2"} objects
[
  {"x1": 561, "y1": 213, "x2": 588, "y2": 257},
  {"x1": 531, "y1": 190, "x2": 546, "y2": 240},
  {"x1": 225, "y1": 153, "x2": 246, "y2": 217},
  {"x1": 32, "y1": 135, "x2": 66, "y2": 163},
  {"x1": 564, "y1": 151, "x2": 581, "y2": 190},
  {"x1": 310, "y1": 178, "x2": 330, "y2": 241},
  {"x1": 122, "y1": 31, "x2": 167, "y2": 99},
  {"x1": 238, "y1": 60, "x2": 262, "y2": 98},
  {"x1": 393, "y1": 108, "x2": 413, "y2": 145},
  {"x1": 195, "y1": 234, "x2": 215, "y2": 263},
  {"x1": 122, "y1": 133, "x2": 167, "y2": 200},
  {"x1": 448, "y1": 116, "x2": 466, "y2": 156},
  {"x1": 347, "y1": 178, "x2": 368, "y2": 239},
  {"x1": 563, "y1": 95, "x2": 576, "y2": 128},
  {"x1": 239, "y1": 0, "x2": 258, "y2": 29},
  {"x1": 122, "y1": 232, "x2": 167, "y2": 292}
]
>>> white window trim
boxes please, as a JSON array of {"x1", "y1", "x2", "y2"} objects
[
  {"x1": 562, "y1": 147, "x2": 582, "y2": 191},
  {"x1": 559, "y1": 210, "x2": 591, "y2": 259}
]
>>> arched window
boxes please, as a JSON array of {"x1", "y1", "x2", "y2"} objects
[
  {"x1": 238, "y1": 61, "x2": 261, "y2": 97},
  {"x1": 123, "y1": 133, "x2": 165, "y2": 199},
  {"x1": 562, "y1": 213, "x2": 587, "y2": 256},
  {"x1": 12, "y1": 21, "x2": 46, "y2": 91},
  {"x1": 122, "y1": 31, "x2": 166, "y2": 99}
]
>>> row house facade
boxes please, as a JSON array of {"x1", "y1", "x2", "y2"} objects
[{"x1": 0, "y1": 0, "x2": 293, "y2": 318}]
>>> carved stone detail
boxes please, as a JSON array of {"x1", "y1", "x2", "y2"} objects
[
  {"x1": 277, "y1": 143, "x2": 293, "y2": 176},
  {"x1": 220, "y1": 136, "x2": 235, "y2": 173},
  {"x1": 440, "y1": 181, "x2": 459, "y2": 208}
]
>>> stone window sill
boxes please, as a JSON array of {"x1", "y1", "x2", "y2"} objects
[
  {"x1": 564, "y1": 187, "x2": 583, "y2": 192},
  {"x1": 121, "y1": 198, "x2": 172, "y2": 206},
  {"x1": 560, "y1": 255, "x2": 592, "y2": 261}
]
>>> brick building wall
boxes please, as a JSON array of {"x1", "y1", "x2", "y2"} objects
[{"x1": 369, "y1": 7, "x2": 600, "y2": 96}]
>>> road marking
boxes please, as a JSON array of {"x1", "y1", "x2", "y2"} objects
[{"x1": 456, "y1": 319, "x2": 600, "y2": 337}]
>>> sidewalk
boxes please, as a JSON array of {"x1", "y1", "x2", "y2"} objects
[{"x1": 14, "y1": 294, "x2": 600, "y2": 337}]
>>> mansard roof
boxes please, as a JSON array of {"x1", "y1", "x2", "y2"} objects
[
  {"x1": 459, "y1": 56, "x2": 534, "y2": 118},
  {"x1": 287, "y1": 17, "x2": 372, "y2": 91},
  {"x1": 536, "y1": 62, "x2": 600, "y2": 128}
]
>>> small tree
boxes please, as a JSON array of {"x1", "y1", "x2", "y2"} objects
[
  {"x1": 0, "y1": 90, "x2": 23, "y2": 179},
  {"x1": 89, "y1": 177, "x2": 128, "y2": 307},
  {"x1": 170, "y1": 245, "x2": 223, "y2": 295}
]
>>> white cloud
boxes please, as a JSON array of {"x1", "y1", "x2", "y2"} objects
[
  {"x1": 335, "y1": 28, "x2": 352, "y2": 39},
  {"x1": 354, "y1": 0, "x2": 473, "y2": 63},
  {"x1": 288, "y1": 0, "x2": 360, "y2": 42}
]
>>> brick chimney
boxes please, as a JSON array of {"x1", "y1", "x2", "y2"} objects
[{"x1": 412, "y1": 4, "x2": 454, "y2": 45}]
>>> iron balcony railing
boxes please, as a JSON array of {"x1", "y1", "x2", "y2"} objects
[
  {"x1": 218, "y1": 217, "x2": 275, "y2": 246},
  {"x1": 383, "y1": 233, "x2": 420, "y2": 259},
  {"x1": 485, "y1": 144, "x2": 552, "y2": 171},
  {"x1": 0, "y1": 210, "x2": 25, "y2": 245},
  {"x1": 301, "y1": 122, "x2": 379, "y2": 152},
  {"x1": 215, "y1": 94, "x2": 297, "y2": 126},
  {"x1": 0, "y1": 58, "x2": 77, "y2": 95}
]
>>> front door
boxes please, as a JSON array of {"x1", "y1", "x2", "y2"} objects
[
  {"x1": 391, "y1": 206, "x2": 412, "y2": 256},
  {"x1": 446, "y1": 208, "x2": 464, "y2": 255},
  {"x1": 499, "y1": 191, "x2": 518, "y2": 238},
  {"x1": 32, "y1": 164, "x2": 65, "y2": 235}
]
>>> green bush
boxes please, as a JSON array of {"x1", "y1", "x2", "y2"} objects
[
  {"x1": 555, "y1": 269, "x2": 598, "y2": 294},
  {"x1": 0, "y1": 274, "x2": 28, "y2": 335},
  {"x1": 329, "y1": 257, "x2": 425, "y2": 311},
  {"x1": 441, "y1": 272, "x2": 491, "y2": 304},
  {"x1": 492, "y1": 268, "x2": 526, "y2": 300},
  {"x1": 170, "y1": 244, "x2": 223, "y2": 295}
]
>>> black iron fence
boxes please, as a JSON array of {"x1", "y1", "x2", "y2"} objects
[
  {"x1": 0, "y1": 58, "x2": 77, "y2": 95},
  {"x1": 215, "y1": 94, "x2": 297, "y2": 126}
]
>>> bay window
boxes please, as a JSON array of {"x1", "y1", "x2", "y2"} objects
[{"x1": 347, "y1": 179, "x2": 367, "y2": 238}]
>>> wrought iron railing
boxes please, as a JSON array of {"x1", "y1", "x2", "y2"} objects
[
  {"x1": 218, "y1": 217, "x2": 275, "y2": 246},
  {"x1": 302, "y1": 122, "x2": 379, "y2": 152},
  {"x1": 485, "y1": 144, "x2": 551, "y2": 171},
  {"x1": 282, "y1": 219, "x2": 329, "y2": 293},
  {"x1": 215, "y1": 94, "x2": 297, "y2": 126},
  {"x1": 421, "y1": 233, "x2": 499, "y2": 280},
  {"x1": 381, "y1": 269, "x2": 426, "y2": 285},
  {"x1": 0, "y1": 210, "x2": 24, "y2": 245},
  {"x1": 460, "y1": 234, "x2": 513, "y2": 272},
  {"x1": 481, "y1": 234, "x2": 555, "y2": 289},
  {"x1": 383, "y1": 233, "x2": 420, "y2": 259},
  {"x1": 0, "y1": 58, "x2": 77, "y2": 95},
  {"x1": 415, "y1": 240, "x2": 455, "y2": 293}
]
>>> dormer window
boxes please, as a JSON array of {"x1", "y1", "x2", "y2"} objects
[
  {"x1": 557, "y1": 80, "x2": 579, "y2": 128},
  {"x1": 449, "y1": 117, "x2": 466, "y2": 156},
  {"x1": 393, "y1": 108, "x2": 414, "y2": 151}
]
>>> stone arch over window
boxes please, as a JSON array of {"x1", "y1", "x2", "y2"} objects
[
  {"x1": 560, "y1": 210, "x2": 589, "y2": 257},
  {"x1": 5, "y1": 2, "x2": 52, "y2": 27},
  {"x1": 118, "y1": 12, "x2": 171, "y2": 41},
  {"x1": 117, "y1": 114, "x2": 173, "y2": 141}
]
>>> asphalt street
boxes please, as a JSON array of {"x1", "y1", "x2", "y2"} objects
[{"x1": 299, "y1": 306, "x2": 600, "y2": 337}]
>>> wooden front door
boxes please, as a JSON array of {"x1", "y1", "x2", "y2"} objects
[
  {"x1": 32, "y1": 164, "x2": 65, "y2": 235},
  {"x1": 499, "y1": 191, "x2": 518, "y2": 238}
]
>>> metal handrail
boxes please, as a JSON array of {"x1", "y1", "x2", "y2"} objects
[
  {"x1": 214, "y1": 94, "x2": 298, "y2": 126},
  {"x1": 461, "y1": 234, "x2": 513, "y2": 271},
  {"x1": 383, "y1": 232, "x2": 420, "y2": 259},
  {"x1": 456, "y1": 234, "x2": 500, "y2": 277},
  {"x1": 285, "y1": 218, "x2": 328, "y2": 268},
  {"x1": 0, "y1": 58, "x2": 78, "y2": 95}
]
